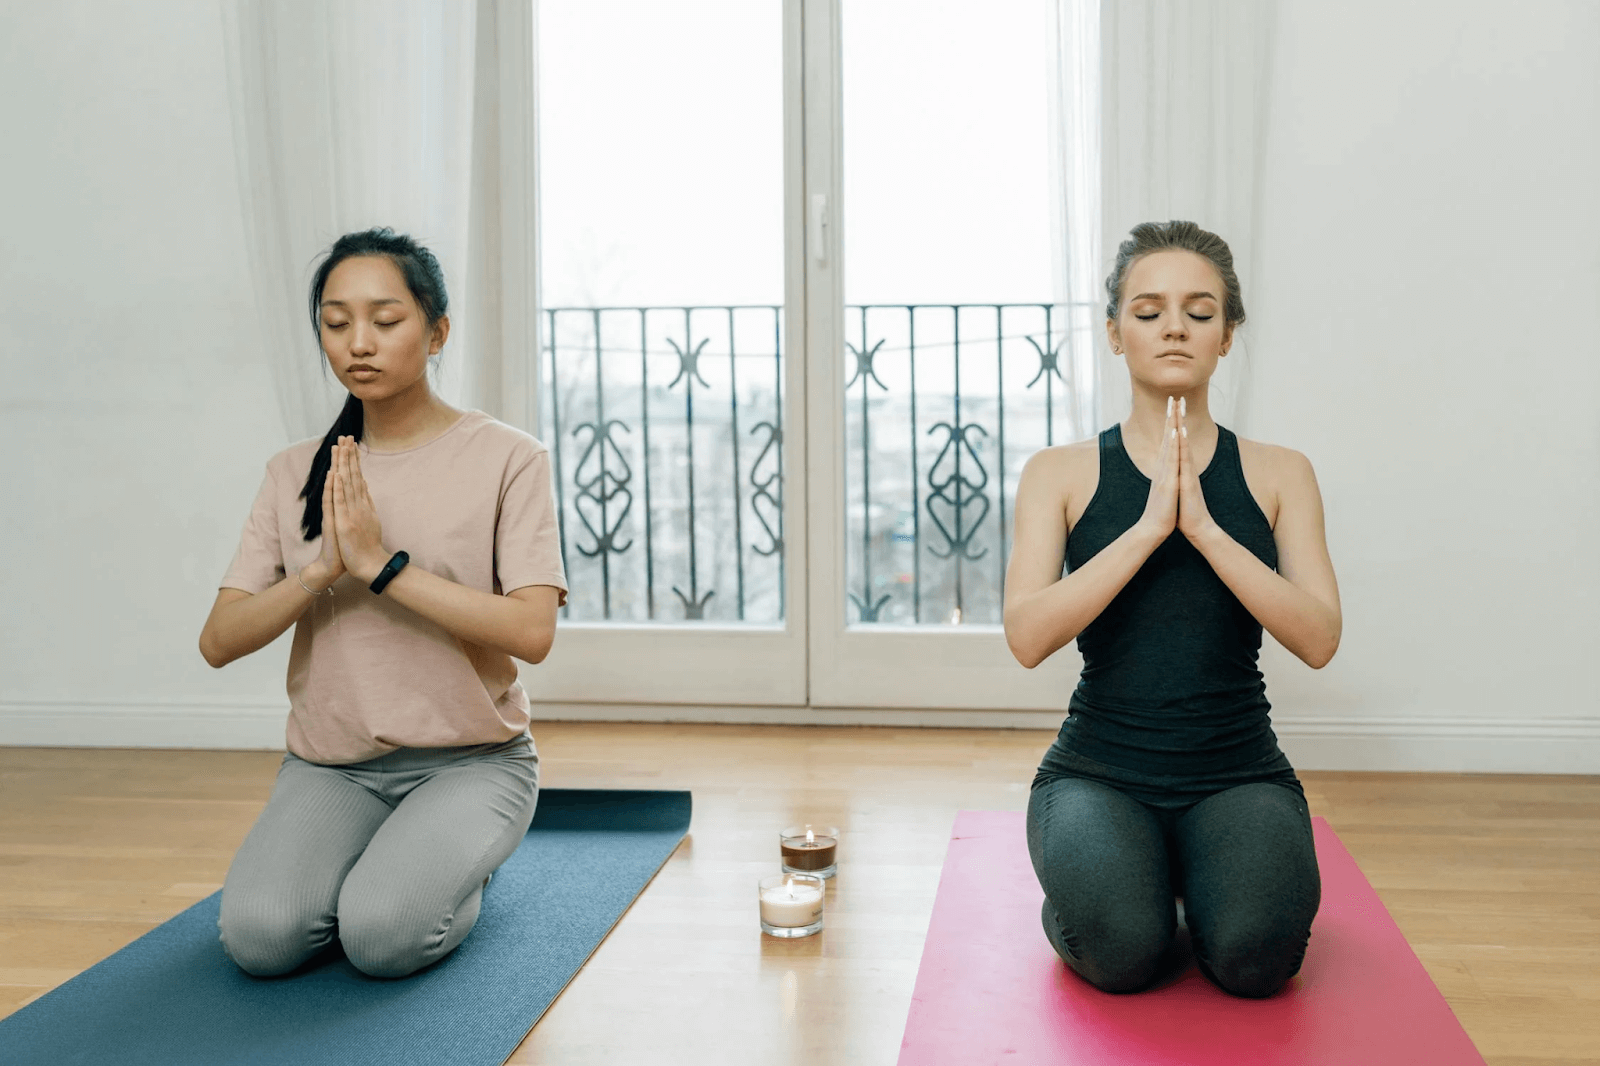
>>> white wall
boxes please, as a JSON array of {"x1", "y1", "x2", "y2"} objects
[
  {"x1": 0, "y1": 0, "x2": 292, "y2": 745},
  {"x1": 1, "y1": 0, "x2": 1595, "y2": 771},
  {"x1": 1246, "y1": 0, "x2": 1600, "y2": 771}
]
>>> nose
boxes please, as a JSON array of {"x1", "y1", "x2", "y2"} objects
[
  {"x1": 1162, "y1": 311, "x2": 1189, "y2": 340},
  {"x1": 349, "y1": 319, "x2": 378, "y2": 357}
]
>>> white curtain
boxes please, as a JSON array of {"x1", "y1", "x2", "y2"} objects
[
  {"x1": 1047, "y1": 0, "x2": 1101, "y2": 442},
  {"x1": 1055, "y1": 0, "x2": 1277, "y2": 435},
  {"x1": 220, "y1": 0, "x2": 540, "y2": 443}
]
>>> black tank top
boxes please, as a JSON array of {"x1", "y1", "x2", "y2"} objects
[{"x1": 1059, "y1": 423, "x2": 1283, "y2": 776}]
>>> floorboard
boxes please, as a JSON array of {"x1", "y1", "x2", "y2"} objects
[{"x1": 1, "y1": 725, "x2": 1595, "y2": 1064}]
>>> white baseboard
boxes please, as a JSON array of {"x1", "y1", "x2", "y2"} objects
[
  {"x1": 0, "y1": 700, "x2": 288, "y2": 750},
  {"x1": 532, "y1": 701, "x2": 1069, "y2": 730},
  {"x1": 1, "y1": 700, "x2": 1595, "y2": 774}
]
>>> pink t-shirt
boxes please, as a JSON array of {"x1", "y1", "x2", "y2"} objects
[{"x1": 221, "y1": 410, "x2": 568, "y2": 765}]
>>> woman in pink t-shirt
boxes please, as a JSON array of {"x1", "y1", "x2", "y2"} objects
[{"x1": 198, "y1": 228, "x2": 568, "y2": 978}]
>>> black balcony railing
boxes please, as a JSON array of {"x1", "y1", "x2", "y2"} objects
[{"x1": 543, "y1": 303, "x2": 1096, "y2": 626}]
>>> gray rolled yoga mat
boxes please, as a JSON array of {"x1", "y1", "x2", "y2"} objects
[{"x1": 0, "y1": 788, "x2": 691, "y2": 1066}]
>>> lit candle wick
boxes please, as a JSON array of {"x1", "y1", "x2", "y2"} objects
[
  {"x1": 805, "y1": 828, "x2": 814, "y2": 845},
  {"x1": 784, "y1": 877, "x2": 795, "y2": 899}
]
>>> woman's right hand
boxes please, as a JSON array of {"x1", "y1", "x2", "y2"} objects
[
  {"x1": 301, "y1": 451, "x2": 346, "y2": 591},
  {"x1": 1137, "y1": 396, "x2": 1181, "y2": 539}
]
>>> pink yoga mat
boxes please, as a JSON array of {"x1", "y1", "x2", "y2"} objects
[{"x1": 898, "y1": 812, "x2": 1486, "y2": 1066}]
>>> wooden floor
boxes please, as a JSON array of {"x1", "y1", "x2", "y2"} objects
[{"x1": 1, "y1": 723, "x2": 1596, "y2": 1065}]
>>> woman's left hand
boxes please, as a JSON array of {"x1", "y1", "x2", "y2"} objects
[
  {"x1": 331, "y1": 437, "x2": 390, "y2": 582},
  {"x1": 1177, "y1": 402, "x2": 1221, "y2": 543}
]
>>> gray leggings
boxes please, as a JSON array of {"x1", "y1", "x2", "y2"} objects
[
  {"x1": 218, "y1": 734, "x2": 538, "y2": 979},
  {"x1": 1026, "y1": 775, "x2": 1320, "y2": 998}
]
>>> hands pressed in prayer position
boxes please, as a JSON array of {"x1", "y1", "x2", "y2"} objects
[
  {"x1": 1138, "y1": 396, "x2": 1221, "y2": 545},
  {"x1": 330, "y1": 436, "x2": 392, "y2": 584}
]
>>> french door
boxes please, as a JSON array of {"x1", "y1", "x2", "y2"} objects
[{"x1": 523, "y1": 0, "x2": 1090, "y2": 711}]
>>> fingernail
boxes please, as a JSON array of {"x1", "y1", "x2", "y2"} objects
[
  {"x1": 1167, "y1": 396, "x2": 1173, "y2": 415},
  {"x1": 1182, "y1": 426, "x2": 1187, "y2": 438}
]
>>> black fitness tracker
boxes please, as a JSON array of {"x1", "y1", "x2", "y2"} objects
[{"x1": 369, "y1": 551, "x2": 410, "y2": 595}]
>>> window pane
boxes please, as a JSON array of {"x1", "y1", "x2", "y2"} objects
[
  {"x1": 841, "y1": 0, "x2": 1092, "y2": 626},
  {"x1": 538, "y1": 0, "x2": 785, "y2": 624}
]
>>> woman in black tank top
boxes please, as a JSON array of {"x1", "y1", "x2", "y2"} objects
[{"x1": 1003, "y1": 221, "x2": 1343, "y2": 998}]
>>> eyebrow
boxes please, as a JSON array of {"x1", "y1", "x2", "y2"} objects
[
  {"x1": 1130, "y1": 292, "x2": 1217, "y2": 302},
  {"x1": 320, "y1": 298, "x2": 404, "y2": 309}
]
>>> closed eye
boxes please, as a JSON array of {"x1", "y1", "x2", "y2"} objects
[{"x1": 1135, "y1": 311, "x2": 1213, "y2": 322}]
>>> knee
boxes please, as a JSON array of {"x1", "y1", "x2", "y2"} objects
[
  {"x1": 340, "y1": 904, "x2": 431, "y2": 979},
  {"x1": 217, "y1": 900, "x2": 322, "y2": 977},
  {"x1": 340, "y1": 890, "x2": 472, "y2": 979},
  {"x1": 1044, "y1": 898, "x2": 1171, "y2": 994},
  {"x1": 1077, "y1": 933, "x2": 1169, "y2": 994},
  {"x1": 1199, "y1": 928, "x2": 1307, "y2": 999}
]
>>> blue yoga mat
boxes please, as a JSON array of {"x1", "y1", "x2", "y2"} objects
[{"x1": 0, "y1": 788, "x2": 691, "y2": 1066}]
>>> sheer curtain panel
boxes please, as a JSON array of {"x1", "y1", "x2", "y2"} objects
[
  {"x1": 1047, "y1": 0, "x2": 1102, "y2": 438},
  {"x1": 220, "y1": 0, "x2": 539, "y2": 442},
  {"x1": 1093, "y1": 0, "x2": 1277, "y2": 434}
]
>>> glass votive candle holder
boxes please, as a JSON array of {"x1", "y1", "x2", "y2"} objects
[
  {"x1": 759, "y1": 872, "x2": 825, "y2": 937},
  {"x1": 780, "y1": 824, "x2": 839, "y2": 879}
]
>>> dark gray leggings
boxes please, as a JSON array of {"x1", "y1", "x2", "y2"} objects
[{"x1": 1026, "y1": 775, "x2": 1320, "y2": 998}]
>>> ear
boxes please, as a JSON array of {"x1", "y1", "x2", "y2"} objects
[
  {"x1": 1220, "y1": 321, "x2": 1236, "y2": 356},
  {"x1": 429, "y1": 314, "x2": 451, "y2": 355},
  {"x1": 1105, "y1": 317, "x2": 1122, "y2": 355}
]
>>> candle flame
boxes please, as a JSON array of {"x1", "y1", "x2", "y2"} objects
[
  {"x1": 784, "y1": 877, "x2": 794, "y2": 899},
  {"x1": 805, "y1": 828, "x2": 814, "y2": 845}
]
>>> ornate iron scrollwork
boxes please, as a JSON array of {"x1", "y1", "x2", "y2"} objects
[
  {"x1": 570, "y1": 419, "x2": 634, "y2": 558},
  {"x1": 666, "y1": 335, "x2": 712, "y2": 390},
  {"x1": 672, "y1": 586, "x2": 715, "y2": 620},
  {"x1": 749, "y1": 420, "x2": 783, "y2": 557},
  {"x1": 845, "y1": 337, "x2": 888, "y2": 391},
  {"x1": 849, "y1": 591, "x2": 891, "y2": 623},
  {"x1": 1024, "y1": 335, "x2": 1066, "y2": 389},
  {"x1": 925, "y1": 421, "x2": 991, "y2": 561}
]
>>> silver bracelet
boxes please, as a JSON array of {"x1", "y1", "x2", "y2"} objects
[{"x1": 296, "y1": 569, "x2": 333, "y2": 596}]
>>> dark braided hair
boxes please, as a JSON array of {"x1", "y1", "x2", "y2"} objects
[{"x1": 297, "y1": 228, "x2": 449, "y2": 540}]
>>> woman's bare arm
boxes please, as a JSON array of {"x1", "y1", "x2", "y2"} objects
[
  {"x1": 200, "y1": 455, "x2": 347, "y2": 669},
  {"x1": 1003, "y1": 448, "x2": 1168, "y2": 669},
  {"x1": 366, "y1": 573, "x2": 560, "y2": 665},
  {"x1": 1190, "y1": 447, "x2": 1341, "y2": 668},
  {"x1": 198, "y1": 567, "x2": 560, "y2": 670},
  {"x1": 198, "y1": 565, "x2": 333, "y2": 669}
]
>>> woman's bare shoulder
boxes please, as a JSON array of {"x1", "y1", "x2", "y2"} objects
[
  {"x1": 1235, "y1": 434, "x2": 1313, "y2": 479},
  {"x1": 1233, "y1": 435, "x2": 1314, "y2": 524},
  {"x1": 1023, "y1": 438, "x2": 1096, "y2": 478},
  {"x1": 1019, "y1": 437, "x2": 1099, "y2": 515},
  {"x1": 1235, "y1": 433, "x2": 1302, "y2": 458}
]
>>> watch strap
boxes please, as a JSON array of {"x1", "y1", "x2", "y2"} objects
[{"x1": 369, "y1": 550, "x2": 410, "y2": 595}]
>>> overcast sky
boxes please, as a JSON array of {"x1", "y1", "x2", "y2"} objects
[{"x1": 538, "y1": 0, "x2": 1055, "y2": 310}]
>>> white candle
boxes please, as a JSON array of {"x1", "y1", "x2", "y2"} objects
[{"x1": 759, "y1": 876, "x2": 824, "y2": 928}]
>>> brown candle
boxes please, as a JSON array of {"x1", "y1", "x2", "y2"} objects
[{"x1": 779, "y1": 825, "x2": 838, "y2": 877}]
